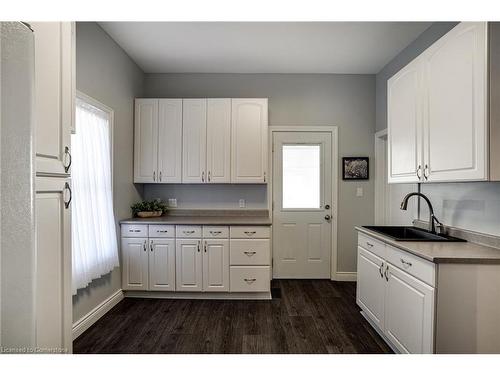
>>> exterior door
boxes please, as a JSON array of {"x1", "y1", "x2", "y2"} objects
[
  {"x1": 35, "y1": 177, "x2": 72, "y2": 352},
  {"x1": 121, "y1": 237, "x2": 149, "y2": 291},
  {"x1": 384, "y1": 264, "x2": 435, "y2": 354},
  {"x1": 158, "y1": 99, "x2": 182, "y2": 183},
  {"x1": 175, "y1": 239, "x2": 203, "y2": 291},
  {"x1": 149, "y1": 239, "x2": 176, "y2": 291},
  {"x1": 272, "y1": 131, "x2": 332, "y2": 278},
  {"x1": 203, "y1": 239, "x2": 230, "y2": 292},
  {"x1": 182, "y1": 99, "x2": 207, "y2": 183},
  {"x1": 356, "y1": 247, "x2": 385, "y2": 330},
  {"x1": 134, "y1": 99, "x2": 158, "y2": 183},
  {"x1": 206, "y1": 98, "x2": 231, "y2": 183}
]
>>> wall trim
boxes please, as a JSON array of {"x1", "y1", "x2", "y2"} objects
[
  {"x1": 124, "y1": 291, "x2": 272, "y2": 300},
  {"x1": 72, "y1": 289, "x2": 124, "y2": 340},
  {"x1": 333, "y1": 272, "x2": 357, "y2": 282}
]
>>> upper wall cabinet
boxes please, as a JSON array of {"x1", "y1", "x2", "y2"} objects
[
  {"x1": 32, "y1": 22, "x2": 75, "y2": 177},
  {"x1": 388, "y1": 22, "x2": 489, "y2": 183},
  {"x1": 134, "y1": 99, "x2": 182, "y2": 183},
  {"x1": 134, "y1": 97, "x2": 268, "y2": 184},
  {"x1": 231, "y1": 98, "x2": 268, "y2": 183}
]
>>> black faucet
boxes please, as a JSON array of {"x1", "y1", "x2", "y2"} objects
[{"x1": 400, "y1": 192, "x2": 442, "y2": 234}]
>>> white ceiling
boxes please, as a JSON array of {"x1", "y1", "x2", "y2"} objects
[{"x1": 99, "y1": 22, "x2": 432, "y2": 74}]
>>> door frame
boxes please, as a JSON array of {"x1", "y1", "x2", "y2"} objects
[{"x1": 268, "y1": 126, "x2": 339, "y2": 280}]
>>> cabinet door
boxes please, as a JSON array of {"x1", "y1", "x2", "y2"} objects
[
  {"x1": 134, "y1": 99, "x2": 158, "y2": 183},
  {"x1": 182, "y1": 99, "x2": 207, "y2": 183},
  {"x1": 33, "y1": 22, "x2": 74, "y2": 176},
  {"x1": 384, "y1": 264, "x2": 435, "y2": 354},
  {"x1": 203, "y1": 239, "x2": 229, "y2": 292},
  {"x1": 158, "y1": 99, "x2": 182, "y2": 183},
  {"x1": 149, "y1": 239, "x2": 176, "y2": 291},
  {"x1": 206, "y1": 99, "x2": 231, "y2": 183},
  {"x1": 387, "y1": 60, "x2": 423, "y2": 183},
  {"x1": 231, "y1": 98, "x2": 268, "y2": 183},
  {"x1": 175, "y1": 239, "x2": 203, "y2": 291},
  {"x1": 122, "y1": 237, "x2": 149, "y2": 291},
  {"x1": 423, "y1": 22, "x2": 487, "y2": 182},
  {"x1": 35, "y1": 177, "x2": 72, "y2": 352},
  {"x1": 356, "y1": 247, "x2": 386, "y2": 330}
]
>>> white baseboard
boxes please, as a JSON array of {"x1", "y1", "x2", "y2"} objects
[
  {"x1": 333, "y1": 272, "x2": 357, "y2": 282},
  {"x1": 124, "y1": 291, "x2": 271, "y2": 300},
  {"x1": 72, "y1": 289, "x2": 124, "y2": 340}
]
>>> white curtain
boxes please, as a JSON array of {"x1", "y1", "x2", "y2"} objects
[{"x1": 72, "y1": 99, "x2": 119, "y2": 295}]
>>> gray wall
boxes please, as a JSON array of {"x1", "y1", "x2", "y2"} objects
[
  {"x1": 377, "y1": 22, "x2": 500, "y2": 237},
  {"x1": 144, "y1": 73, "x2": 376, "y2": 273},
  {"x1": 73, "y1": 22, "x2": 144, "y2": 323}
]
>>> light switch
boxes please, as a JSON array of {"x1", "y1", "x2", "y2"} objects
[
  {"x1": 239, "y1": 199, "x2": 246, "y2": 208},
  {"x1": 356, "y1": 187, "x2": 363, "y2": 197},
  {"x1": 168, "y1": 198, "x2": 177, "y2": 208}
]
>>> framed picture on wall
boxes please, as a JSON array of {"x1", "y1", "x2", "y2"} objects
[{"x1": 342, "y1": 157, "x2": 369, "y2": 180}]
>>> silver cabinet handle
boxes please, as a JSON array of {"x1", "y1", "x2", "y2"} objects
[
  {"x1": 159, "y1": 171, "x2": 162, "y2": 182},
  {"x1": 129, "y1": 229, "x2": 141, "y2": 233},
  {"x1": 157, "y1": 230, "x2": 169, "y2": 233},
  {"x1": 208, "y1": 171, "x2": 211, "y2": 182},
  {"x1": 183, "y1": 230, "x2": 195, "y2": 234},
  {"x1": 416, "y1": 165, "x2": 422, "y2": 180},
  {"x1": 204, "y1": 241, "x2": 207, "y2": 253},
  {"x1": 366, "y1": 242, "x2": 374, "y2": 248},
  {"x1": 202, "y1": 171, "x2": 205, "y2": 183},
  {"x1": 424, "y1": 164, "x2": 430, "y2": 180},
  {"x1": 384, "y1": 264, "x2": 389, "y2": 281},
  {"x1": 64, "y1": 182, "x2": 72, "y2": 209},
  {"x1": 150, "y1": 240, "x2": 154, "y2": 252},
  {"x1": 153, "y1": 171, "x2": 156, "y2": 182},
  {"x1": 264, "y1": 172, "x2": 266, "y2": 182},
  {"x1": 209, "y1": 231, "x2": 222, "y2": 235},
  {"x1": 400, "y1": 258, "x2": 412, "y2": 268},
  {"x1": 244, "y1": 231, "x2": 257, "y2": 236},
  {"x1": 244, "y1": 278, "x2": 256, "y2": 283},
  {"x1": 64, "y1": 146, "x2": 72, "y2": 173},
  {"x1": 197, "y1": 240, "x2": 200, "y2": 252},
  {"x1": 379, "y1": 262, "x2": 384, "y2": 278},
  {"x1": 143, "y1": 240, "x2": 147, "y2": 252},
  {"x1": 244, "y1": 251, "x2": 256, "y2": 256}
]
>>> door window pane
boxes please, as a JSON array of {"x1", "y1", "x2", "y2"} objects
[{"x1": 282, "y1": 145, "x2": 321, "y2": 209}]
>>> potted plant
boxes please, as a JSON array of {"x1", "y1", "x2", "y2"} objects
[{"x1": 131, "y1": 199, "x2": 168, "y2": 218}]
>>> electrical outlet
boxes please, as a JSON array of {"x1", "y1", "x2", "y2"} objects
[
  {"x1": 239, "y1": 199, "x2": 246, "y2": 208},
  {"x1": 356, "y1": 187, "x2": 364, "y2": 197},
  {"x1": 168, "y1": 198, "x2": 177, "y2": 208}
]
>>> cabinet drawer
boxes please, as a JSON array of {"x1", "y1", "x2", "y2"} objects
[
  {"x1": 230, "y1": 266, "x2": 270, "y2": 292},
  {"x1": 176, "y1": 225, "x2": 202, "y2": 238},
  {"x1": 230, "y1": 239, "x2": 270, "y2": 265},
  {"x1": 358, "y1": 233, "x2": 386, "y2": 259},
  {"x1": 230, "y1": 226, "x2": 270, "y2": 239},
  {"x1": 121, "y1": 224, "x2": 148, "y2": 238},
  {"x1": 149, "y1": 225, "x2": 175, "y2": 238},
  {"x1": 203, "y1": 226, "x2": 229, "y2": 238},
  {"x1": 386, "y1": 245, "x2": 435, "y2": 287}
]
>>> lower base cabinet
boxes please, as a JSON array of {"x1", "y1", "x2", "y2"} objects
[
  {"x1": 122, "y1": 237, "x2": 148, "y2": 290},
  {"x1": 149, "y1": 239, "x2": 176, "y2": 291},
  {"x1": 175, "y1": 239, "x2": 203, "y2": 291},
  {"x1": 203, "y1": 239, "x2": 230, "y2": 292}
]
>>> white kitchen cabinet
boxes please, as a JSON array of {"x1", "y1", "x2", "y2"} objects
[
  {"x1": 423, "y1": 22, "x2": 487, "y2": 182},
  {"x1": 32, "y1": 22, "x2": 75, "y2": 176},
  {"x1": 203, "y1": 239, "x2": 230, "y2": 292},
  {"x1": 384, "y1": 264, "x2": 435, "y2": 354},
  {"x1": 175, "y1": 239, "x2": 203, "y2": 291},
  {"x1": 182, "y1": 99, "x2": 207, "y2": 183},
  {"x1": 231, "y1": 98, "x2": 268, "y2": 183},
  {"x1": 148, "y1": 239, "x2": 176, "y2": 291},
  {"x1": 387, "y1": 59, "x2": 423, "y2": 183},
  {"x1": 206, "y1": 98, "x2": 231, "y2": 183},
  {"x1": 35, "y1": 177, "x2": 72, "y2": 352},
  {"x1": 122, "y1": 237, "x2": 149, "y2": 291},
  {"x1": 387, "y1": 22, "x2": 488, "y2": 184},
  {"x1": 158, "y1": 99, "x2": 183, "y2": 183},
  {"x1": 134, "y1": 99, "x2": 158, "y2": 183},
  {"x1": 356, "y1": 247, "x2": 386, "y2": 330}
]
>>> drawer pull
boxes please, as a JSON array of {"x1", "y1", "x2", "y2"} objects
[
  {"x1": 157, "y1": 230, "x2": 169, "y2": 233},
  {"x1": 129, "y1": 229, "x2": 141, "y2": 233},
  {"x1": 379, "y1": 262, "x2": 384, "y2": 278},
  {"x1": 244, "y1": 231, "x2": 257, "y2": 236},
  {"x1": 183, "y1": 230, "x2": 196, "y2": 234},
  {"x1": 366, "y1": 242, "x2": 374, "y2": 248},
  {"x1": 400, "y1": 259, "x2": 413, "y2": 268},
  {"x1": 244, "y1": 251, "x2": 256, "y2": 256},
  {"x1": 384, "y1": 264, "x2": 389, "y2": 281},
  {"x1": 244, "y1": 278, "x2": 257, "y2": 284},
  {"x1": 209, "y1": 231, "x2": 222, "y2": 235}
]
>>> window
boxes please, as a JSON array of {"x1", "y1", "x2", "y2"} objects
[
  {"x1": 282, "y1": 144, "x2": 321, "y2": 209},
  {"x1": 71, "y1": 94, "x2": 119, "y2": 295}
]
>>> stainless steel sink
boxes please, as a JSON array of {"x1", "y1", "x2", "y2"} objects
[{"x1": 362, "y1": 226, "x2": 466, "y2": 242}]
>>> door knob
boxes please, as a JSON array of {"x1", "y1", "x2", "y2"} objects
[{"x1": 325, "y1": 215, "x2": 331, "y2": 221}]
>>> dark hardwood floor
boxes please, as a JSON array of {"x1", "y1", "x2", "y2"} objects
[{"x1": 73, "y1": 280, "x2": 391, "y2": 354}]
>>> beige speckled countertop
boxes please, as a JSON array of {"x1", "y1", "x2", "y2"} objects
[
  {"x1": 356, "y1": 226, "x2": 500, "y2": 264},
  {"x1": 120, "y1": 215, "x2": 272, "y2": 225}
]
